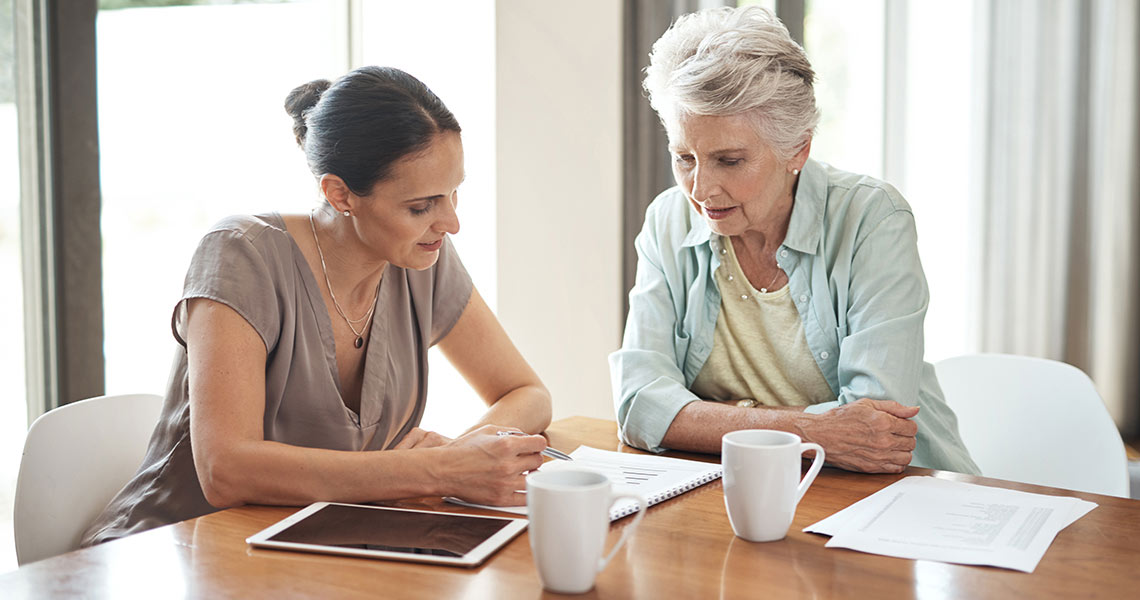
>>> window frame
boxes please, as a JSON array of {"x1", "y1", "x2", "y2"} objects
[{"x1": 16, "y1": 0, "x2": 104, "y2": 421}]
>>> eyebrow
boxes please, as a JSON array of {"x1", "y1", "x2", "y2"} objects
[
  {"x1": 403, "y1": 194, "x2": 445, "y2": 204},
  {"x1": 668, "y1": 147, "x2": 749, "y2": 156},
  {"x1": 403, "y1": 174, "x2": 466, "y2": 204}
]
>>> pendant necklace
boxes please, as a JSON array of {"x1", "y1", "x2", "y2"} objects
[{"x1": 309, "y1": 211, "x2": 379, "y2": 349}]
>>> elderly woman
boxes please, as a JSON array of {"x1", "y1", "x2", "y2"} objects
[
  {"x1": 82, "y1": 67, "x2": 551, "y2": 546},
  {"x1": 610, "y1": 6, "x2": 977, "y2": 474}
]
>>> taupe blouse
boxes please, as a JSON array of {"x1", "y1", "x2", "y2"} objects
[{"x1": 81, "y1": 213, "x2": 472, "y2": 546}]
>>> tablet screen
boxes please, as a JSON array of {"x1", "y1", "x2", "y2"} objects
[{"x1": 263, "y1": 504, "x2": 515, "y2": 558}]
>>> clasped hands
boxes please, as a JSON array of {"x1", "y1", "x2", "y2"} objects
[{"x1": 799, "y1": 398, "x2": 919, "y2": 474}]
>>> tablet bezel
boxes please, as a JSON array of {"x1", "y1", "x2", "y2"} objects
[{"x1": 245, "y1": 501, "x2": 528, "y2": 568}]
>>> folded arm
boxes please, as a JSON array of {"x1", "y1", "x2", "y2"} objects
[{"x1": 611, "y1": 199, "x2": 921, "y2": 473}]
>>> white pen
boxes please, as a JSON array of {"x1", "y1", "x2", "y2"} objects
[{"x1": 496, "y1": 430, "x2": 573, "y2": 461}]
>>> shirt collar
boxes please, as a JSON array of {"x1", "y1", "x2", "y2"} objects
[
  {"x1": 679, "y1": 157, "x2": 826, "y2": 254},
  {"x1": 680, "y1": 200, "x2": 713, "y2": 248},
  {"x1": 782, "y1": 157, "x2": 825, "y2": 255}
]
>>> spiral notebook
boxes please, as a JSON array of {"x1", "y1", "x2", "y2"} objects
[{"x1": 446, "y1": 445, "x2": 723, "y2": 521}]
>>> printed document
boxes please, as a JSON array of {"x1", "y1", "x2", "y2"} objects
[{"x1": 804, "y1": 476, "x2": 1097, "y2": 572}]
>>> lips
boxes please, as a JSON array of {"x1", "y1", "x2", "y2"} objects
[
  {"x1": 418, "y1": 239, "x2": 443, "y2": 251},
  {"x1": 703, "y1": 205, "x2": 737, "y2": 220}
]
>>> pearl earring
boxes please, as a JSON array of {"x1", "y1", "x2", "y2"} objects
[
  {"x1": 792, "y1": 169, "x2": 800, "y2": 176},
  {"x1": 342, "y1": 210, "x2": 351, "y2": 217}
]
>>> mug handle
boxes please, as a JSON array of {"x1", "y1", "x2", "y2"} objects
[
  {"x1": 794, "y1": 443, "x2": 825, "y2": 506},
  {"x1": 597, "y1": 493, "x2": 648, "y2": 572}
]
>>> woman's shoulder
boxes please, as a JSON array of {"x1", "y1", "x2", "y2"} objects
[
  {"x1": 641, "y1": 186, "x2": 700, "y2": 242},
  {"x1": 644, "y1": 185, "x2": 690, "y2": 217},
  {"x1": 817, "y1": 160, "x2": 914, "y2": 219},
  {"x1": 184, "y1": 214, "x2": 301, "y2": 280},
  {"x1": 192, "y1": 213, "x2": 298, "y2": 258},
  {"x1": 200, "y1": 213, "x2": 289, "y2": 243}
]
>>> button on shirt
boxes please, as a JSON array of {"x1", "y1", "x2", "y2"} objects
[{"x1": 608, "y1": 158, "x2": 979, "y2": 474}]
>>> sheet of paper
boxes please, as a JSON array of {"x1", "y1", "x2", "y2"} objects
[
  {"x1": 804, "y1": 476, "x2": 1097, "y2": 573},
  {"x1": 445, "y1": 445, "x2": 722, "y2": 519}
]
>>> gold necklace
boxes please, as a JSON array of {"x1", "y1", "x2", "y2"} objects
[{"x1": 308, "y1": 211, "x2": 379, "y2": 349}]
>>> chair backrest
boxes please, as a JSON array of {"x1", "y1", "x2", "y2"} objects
[
  {"x1": 935, "y1": 354, "x2": 1129, "y2": 498},
  {"x1": 14, "y1": 393, "x2": 164, "y2": 565}
]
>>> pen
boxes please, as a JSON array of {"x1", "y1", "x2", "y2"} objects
[{"x1": 496, "y1": 430, "x2": 573, "y2": 461}]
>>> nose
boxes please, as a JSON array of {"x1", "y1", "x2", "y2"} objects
[
  {"x1": 689, "y1": 162, "x2": 717, "y2": 203},
  {"x1": 435, "y1": 191, "x2": 460, "y2": 235}
]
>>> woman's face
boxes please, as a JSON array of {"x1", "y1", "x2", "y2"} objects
[
  {"x1": 666, "y1": 112, "x2": 798, "y2": 238},
  {"x1": 352, "y1": 131, "x2": 464, "y2": 271}
]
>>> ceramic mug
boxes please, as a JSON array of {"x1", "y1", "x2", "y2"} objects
[
  {"x1": 721, "y1": 430, "x2": 825, "y2": 542},
  {"x1": 526, "y1": 468, "x2": 647, "y2": 594}
]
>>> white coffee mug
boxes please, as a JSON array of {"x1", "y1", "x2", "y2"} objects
[
  {"x1": 526, "y1": 468, "x2": 648, "y2": 594},
  {"x1": 721, "y1": 430, "x2": 825, "y2": 542}
]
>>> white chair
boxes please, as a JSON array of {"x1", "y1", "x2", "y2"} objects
[
  {"x1": 14, "y1": 393, "x2": 164, "y2": 565},
  {"x1": 935, "y1": 354, "x2": 1129, "y2": 498}
]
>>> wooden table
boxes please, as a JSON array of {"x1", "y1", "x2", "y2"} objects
[{"x1": 3, "y1": 416, "x2": 1139, "y2": 599}]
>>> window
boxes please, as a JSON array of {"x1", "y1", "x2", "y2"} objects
[
  {"x1": 98, "y1": 0, "x2": 345, "y2": 396},
  {"x1": 97, "y1": 0, "x2": 497, "y2": 437},
  {"x1": 0, "y1": 0, "x2": 24, "y2": 571},
  {"x1": 804, "y1": 0, "x2": 885, "y2": 179},
  {"x1": 359, "y1": 0, "x2": 495, "y2": 436},
  {"x1": 803, "y1": 0, "x2": 976, "y2": 362}
]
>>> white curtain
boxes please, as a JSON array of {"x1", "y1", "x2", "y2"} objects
[
  {"x1": 974, "y1": 0, "x2": 1139, "y2": 434},
  {"x1": 622, "y1": 0, "x2": 734, "y2": 319}
]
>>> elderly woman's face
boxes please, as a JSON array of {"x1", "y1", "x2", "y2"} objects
[{"x1": 667, "y1": 112, "x2": 798, "y2": 238}]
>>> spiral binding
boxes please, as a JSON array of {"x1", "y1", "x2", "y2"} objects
[{"x1": 608, "y1": 468, "x2": 724, "y2": 520}]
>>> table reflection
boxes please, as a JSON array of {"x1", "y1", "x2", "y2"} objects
[
  {"x1": 104, "y1": 527, "x2": 187, "y2": 598},
  {"x1": 719, "y1": 535, "x2": 820, "y2": 600},
  {"x1": 912, "y1": 559, "x2": 962, "y2": 600}
]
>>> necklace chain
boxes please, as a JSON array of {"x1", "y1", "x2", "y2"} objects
[
  {"x1": 758, "y1": 266, "x2": 781, "y2": 294},
  {"x1": 727, "y1": 236, "x2": 782, "y2": 295},
  {"x1": 309, "y1": 211, "x2": 379, "y2": 348}
]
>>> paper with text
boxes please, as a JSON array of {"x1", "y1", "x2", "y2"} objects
[{"x1": 804, "y1": 476, "x2": 1096, "y2": 572}]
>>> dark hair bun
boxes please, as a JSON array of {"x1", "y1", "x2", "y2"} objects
[
  {"x1": 284, "y1": 79, "x2": 331, "y2": 146},
  {"x1": 291, "y1": 66, "x2": 461, "y2": 195}
]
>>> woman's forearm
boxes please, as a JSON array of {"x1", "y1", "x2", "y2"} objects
[
  {"x1": 464, "y1": 384, "x2": 552, "y2": 435},
  {"x1": 196, "y1": 440, "x2": 453, "y2": 508},
  {"x1": 660, "y1": 401, "x2": 811, "y2": 453},
  {"x1": 661, "y1": 399, "x2": 919, "y2": 473}
]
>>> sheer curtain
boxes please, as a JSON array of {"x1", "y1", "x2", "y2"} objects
[
  {"x1": 974, "y1": 0, "x2": 1140, "y2": 436},
  {"x1": 622, "y1": 0, "x2": 734, "y2": 319}
]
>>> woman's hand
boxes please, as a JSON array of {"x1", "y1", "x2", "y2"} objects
[
  {"x1": 392, "y1": 427, "x2": 452, "y2": 450},
  {"x1": 434, "y1": 425, "x2": 546, "y2": 506},
  {"x1": 798, "y1": 398, "x2": 918, "y2": 473}
]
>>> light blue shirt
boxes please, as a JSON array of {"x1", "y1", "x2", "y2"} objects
[{"x1": 609, "y1": 158, "x2": 979, "y2": 474}]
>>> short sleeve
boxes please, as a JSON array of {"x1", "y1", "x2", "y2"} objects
[
  {"x1": 428, "y1": 236, "x2": 473, "y2": 345},
  {"x1": 172, "y1": 226, "x2": 283, "y2": 353}
]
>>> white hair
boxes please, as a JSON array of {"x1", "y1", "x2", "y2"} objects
[{"x1": 644, "y1": 5, "x2": 820, "y2": 160}]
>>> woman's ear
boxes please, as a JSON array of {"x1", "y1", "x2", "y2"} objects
[
  {"x1": 790, "y1": 137, "x2": 812, "y2": 173},
  {"x1": 319, "y1": 174, "x2": 354, "y2": 214}
]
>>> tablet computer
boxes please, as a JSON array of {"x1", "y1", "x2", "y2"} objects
[{"x1": 246, "y1": 502, "x2": 528, "y2": 568}]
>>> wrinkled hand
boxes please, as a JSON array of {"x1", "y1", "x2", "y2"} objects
[
  {"x1": 799, "y1": 398, "x2": 918, "y2": 473},
  {"x1": 438, "y1": 425, "x2": 546, "y2": 507},
  {"x1": 393, "y1": 427, "x2": 452, "y2": 450}
]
